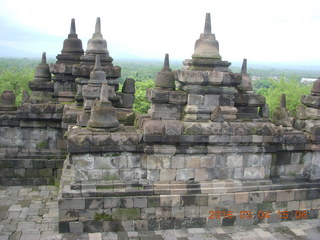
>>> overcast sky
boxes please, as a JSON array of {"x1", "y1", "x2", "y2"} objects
[{"x1": 0, "y1": 0, "x2": 320, "y2": 63}]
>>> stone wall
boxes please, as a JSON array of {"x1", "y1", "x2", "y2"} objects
[{"x1": 0, "y1": 126, "x2": 66, "y2": 185}]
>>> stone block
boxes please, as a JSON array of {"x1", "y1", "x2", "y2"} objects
[
  {"x1": 148, "y1": 196, "x2": 160, "y2": 207},
  {"x1": 143, "y1": 120, "x2": 165, "y2": 135},
  {"x1": 134, "y1": 220, "x2": 148, "y2": 231},
  {"x1": 147, "y1": 88, "x2": 169, "y2": 103},
  {"x1": 306, "y1": 189, "x2": 319, "y2": 200},
  {"x1": 164, "y1": 120, "x2": 182, "y2": 135},
  {"x1": 220, "y1": 193, "x2": 235, "y2": 206},
  {"x1": 168, "y1": 91, "x2": 187, "y2": 104},
  {"x1": 112, "y1": 208, "x2": 140, "y2": 220},
  {"x1": 160, "y1": 195, "x2": 180, "y2": 207},
  {"x1": 287, "y1": 201, "x2": 299, "y2": 211},
  {"x1": 160, "y1": 169, "x2": 176, "y2": 181},
  {"x1": 155, "y1": 207, "x2": 171, "y2": 218},
  {"x1": 176, "y1": 169, "x2": 195, "y2": 181},
  {"x1": 196, "y1": 195, "x2": 208, "y2": 206},
  {"x1": 235, "y1": 192, "x2": 249, "y2": 204},
  {"x1": 104, "y1": 197, "x2": 121, "y2": 208},
  {"x1": 299, "y1": 200, "x2": 312, "y2": 210},
  {"x1": 185, "y1": 156, "x2": 201, "y2": 168},
  {"x1": 39, "y1": 169, "x2": 53, "y2": 177},
  {"x1": 69, "y1": 221, "x2": 83, "y2": 233},
  {"x1": 172, "y1": 206, "x2": 185, "y2": 218},
  {"x1": 227, "y1": 154, "x2": 243, "y2": 167},
  {"x1": 208, "y1": 194, "x2": 220, "y2": 205},
  {"x1": 85, "y1": 198, "x2": 103, "y2": 209},
  {"x1": 184, "y1": 206, "x2": 200, "y2": 218},
  {"x1": 120, "y1": 197, "x2": 134, "y2": 208},
  {"x1": 276, "y1": 190, "x2": 294, "y2": 202},
  {"x1": 133, "y1": 197, "x2": 148, "y2": 208},
  {"x1": 264, "y1": 191, "x2": 276, "y2": 202},
  {"x1": 59, "y1": 199, "x2": 85, "y2": 210},
  {"x1": 141, "y1": 207, "x2": 156, "y2": 219},
  {"x1": 171, "y1": 156, "x2": 185, "y2": 169},
  {"x1": 249, "y1": 191, "x2": 264, "y2": 203},
  {"x1": 195, "y1": 168, "x2": 207, "y2": 181},
  {"x1": 88, "y1": 169, "x2": 102, "y2": 180},
  {"x1": 147, "y1": 169, "x2": 160, "y2": 181},
  {"x1": 244, "y1": 167, "x2": 265, "y2": 179}
]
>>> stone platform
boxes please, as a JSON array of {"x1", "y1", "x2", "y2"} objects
[{"x1": 0, "y1": 185, "x2": 320, "y2": 240}]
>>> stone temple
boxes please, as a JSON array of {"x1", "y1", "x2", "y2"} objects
[{"x1": 0, "y1": 14, "x2": 320, "y2": 233}]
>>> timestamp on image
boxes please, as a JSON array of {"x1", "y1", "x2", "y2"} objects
[{"x1": 208, "y1": 210, "x2": 309, "y2": 220}]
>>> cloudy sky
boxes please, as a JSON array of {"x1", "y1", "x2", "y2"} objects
[{"x1": 0, "y1": 0, "x2": 320, "y2": 63}]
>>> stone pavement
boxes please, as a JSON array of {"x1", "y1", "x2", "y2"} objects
[{"x1": 0, "y1": 186, "x2": 320, "y2": 240}]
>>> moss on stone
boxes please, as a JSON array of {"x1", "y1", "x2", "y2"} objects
[
  {"x1": 103, "y1": 174, "x2": 119, "y2": 181},
  {"x1": 112, "y1": 208, "x2": 140, "y2": 220},
  {"x1": 94, "y1": 212, "x2": 113, "y2": 221},
  {"x1": 36, "y1": 141, "x2": 49, "y2": 149}
]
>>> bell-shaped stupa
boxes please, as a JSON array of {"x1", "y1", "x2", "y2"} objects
[
  {"x1": 183, "y1": 13, "x2": 230, "y2": 71},
  {"x1": 155, "y1": 54, "x2": 175, "y2": 90},
  {"x1": 56, "y1": 19, "x2": 84, "y2": 63},
  {"x1": 192, "y1": 13, "x2": 221, "y2": 60},
  {"x1": 81, "y1": 17, "x2": 113, "y2": 65}
]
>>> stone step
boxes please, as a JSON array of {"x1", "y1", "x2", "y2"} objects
[
  {"x1": 0, "y1": 177, "x2": 53, "y2": 186},
  {"x1": 63, "y1": 180, "x2": 320, "y2": 198}
]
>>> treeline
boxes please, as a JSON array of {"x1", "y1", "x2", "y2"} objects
[{"x1": 0, "y1": 58, "x2": 316, "y2": 116}]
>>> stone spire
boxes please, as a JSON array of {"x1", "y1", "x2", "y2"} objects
[
  {"x1": 155, "y1": 53, "x2": 175, "y2": 89},
  {"x1": 280, "y1": 94, "x2": 286, "y2": 108},
  {"x1": 61, "y1": 19, "x2": 84, "y2": 54},
  {"x1": 87, "y1": 83, "x2": 120, "y2": 131},
  {"x1": 204, "y1": 13, "x2": 211, "y2": 34},
  {"x1": 272, "y1": 93, "x2": 293, "y2": 127},
  {"x1": 34, "y1": 52, "x2": 51, "y2": 82},
  {"x1": 70, "y1": 18, "x2": 76, "y2": 34},
  {"x1": 241, "y1": 58, "x2": 247, "y2": 74},
  {"x1": 237, "y1": 58, "x2": 253, "y2": 91},
  {"x1": 88, "y1": 55, "x2": 106, "y2": 85},
  {"x1": 192, "y1": 13, "x2": 221, "y2": 60},
  {"x1": 86, "y1": 17, "x2": 109, "y2": 55}
]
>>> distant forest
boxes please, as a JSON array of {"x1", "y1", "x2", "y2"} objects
[{"x1": 0, "y1": 57, "x2": 317, "y2": 116}]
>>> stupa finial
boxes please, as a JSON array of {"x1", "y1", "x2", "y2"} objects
[
  {"x1": 41, "y1": 52, "x2": 46, "y2": 64},
  {"x1": 70, "y1": 18, "x2": 76, "y2": 34},
  {"x1": 280, "y1": 94, "x2": 286, "y2": 108},
  {"x1": 241, "y1": 59, "x2": 247, "y2": 74},
  {"x1": 204, "y1": 13, "x2": 211, "y2": 34},
  {"x1": 94, "y1": 54, "x2": 101, "y2": 69},
  {"x1": 95, "y1": 17, "x2": 101, "y2": 35},
  {"x1": 164, "y1": 53, "x2": 169, "y2": 69}
]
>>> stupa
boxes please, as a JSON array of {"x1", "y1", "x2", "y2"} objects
[{"x1": 50, "y1": 19, "x2": 84, "y2": 102}]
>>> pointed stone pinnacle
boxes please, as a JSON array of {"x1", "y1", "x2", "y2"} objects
[
  {"x1": 164, "y1": 53, "x2": 169, "y2": 69},
  {"x1": 280, "y1": 94, "x2": 286, "y2": 108},
  {"x1": 204, "y1": 13, "x2": 211, "y2": 34},
  {"x1": 94, "y1": 54, "x2": 101, "y2": 69},
  {"x1": 95, "y1": 17, "x2": 101, "y2": 35},
  {"x1": 241, "y1": 59, "x2": 247, "y2": 74},
  {"x1": 41, "y1": 52, "x2": 46, "y2": 64},
  {"x1": 100, "y1": 82, "x2": 110, "y2": 103},
  {"x1": 70, "y1": 18, "x2": 76, "y2": 34}
]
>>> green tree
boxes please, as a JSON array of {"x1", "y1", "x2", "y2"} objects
[
  {"x1": 133, "y1": 80, "x2": 154, "y2": 114},
  {"x1": 256, "y1": 77, "x2": 312, "y2": 116},
  {"x1": 0, "y1": 69, "x2": 33, "y2": 105}
]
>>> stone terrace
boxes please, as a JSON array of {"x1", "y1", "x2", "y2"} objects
[{"x1": 0, "y1": 185, "x2": 320, "y2": 239}]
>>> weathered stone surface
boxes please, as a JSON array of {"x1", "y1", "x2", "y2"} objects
[{"x1": 155, "y1": 54, "x2": 175, "y2": 89}]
